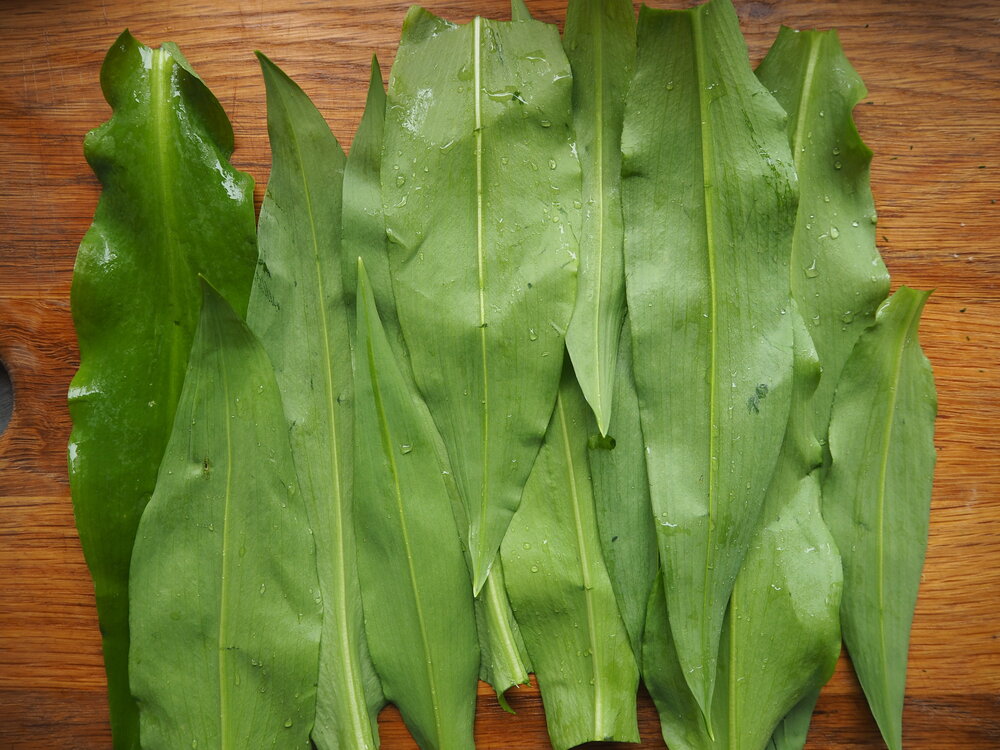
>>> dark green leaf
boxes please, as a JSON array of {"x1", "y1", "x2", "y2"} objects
[{"x1": 68, "y1": 32, "x2": 257, "y2": 746}]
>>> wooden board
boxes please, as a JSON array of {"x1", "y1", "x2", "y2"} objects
[{"x1": 0, "y1": 0, "x2": 997, "y2": 747}]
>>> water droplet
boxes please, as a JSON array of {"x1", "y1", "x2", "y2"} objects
[
  {"x1": 830, "y1": 226, "x2": 840, "y2": 239},
  {"x1": 834, "y1": 160, "x2": 843, "y2": 170},
  {"x1": 819, "y1": 110, "x2": 825, "y2": 117},
  {"x1": 283, "y1": 719, "x2": 293, "y2": 729},
  {"x1": 530, "y1": 565, "x2": 539, "y2": 573},
  {"x1": 832, "y1": 146, "x2": 841, "y2": 155},
  {"x1": 395, "y1": 175, "x2": 405, "y2": 187},
  {"x1": 804, "y1": 259, "x2": 819, "y2": 278},
  {"x1": 841, "y1": 310, "x2": 855, "y2": 323},
  {"x1": 870, "y1": 214, "x2": 878, "y2": 224},
  {"x1": 539, "y1": 119, "x2": 551, "y2": 128},
  {"x1": 259, "y1": 583, "x2": 266, "y2": 595},
  {"x1": 823, "y1": 194, "x2": 830, "y2": 203},
  {"x1": 666, "y1": 81, "x2": 674, "y2": 91},
  {"x1": 399, "y1": 444, "x2": 413, "y2": 455},
  {"x1": 500, "y1": 156, "x2": 509, "y2": 166},
  {"x1": 528, "y1": 328, "x2": 538, "y2": 341},
  {"x1": 851, "y1": 220, "x2": 860, "y2": 227},
  {"x1": 522, "y1": 542, "x2": 531, "y2": 550},
  {"x1": 548, "y1": 158, "x2": 557, "y2": 170}
]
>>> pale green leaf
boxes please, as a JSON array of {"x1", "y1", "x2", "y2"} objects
[
  {"x1": 765, "y1": 691, "x2": 820, "y2": 750},
  {"x1": 756, "y1": 27, "x2": 890, "y2": 449},
  {"x1": 622, "y1": 0, "x2": 797, "y2": 720},
  {"x1": 382, "y1": 6, "x2": 581, "y2": 595},
  {"x1": 511, "y1": 0, "x2": 533, "y2": 22},
  {"x1": 589, "y1": 319, "x2": 657, "y2": 667},
  {"x1": 502, "y1": 363, "x2": 640, "y2": 750},
  {"x1": 343, "y1": 53, "x2": 531, "y2": 701},
  {"x1": 129, "y1": 284, "x2": 321, "y2": 749},
  {"x1": 69, "y1": 32, "x2": 257, "y2": 746},
  {"x1": 563, "y1": 0, "x2": 636, "y2": 435},
  {"x1": 824, "y1": 286, "x2": 936, "y2": 750},
  {"x1": 247, "y1": 55, "x2": 382, "y2": 750},
  {"x1": 354, "y1": 262, "x2": 480, "y2": 750}
]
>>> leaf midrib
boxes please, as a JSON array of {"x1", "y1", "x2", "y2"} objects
[
  {"x1": 270, "y1": 81, "x2": 372, "y2": 745},
  {"x1": 691, "y1": 9, "x2": 720, "y2": 718},
  {"x1": 473, "y1": 16, "x2": 492, "y2": 594},
  {"x1": 590, "y1": 4, "x2": 608, "y2": 433},
  {"x1": 556, "y1": 394, "x2": 604, "y2": 734}
]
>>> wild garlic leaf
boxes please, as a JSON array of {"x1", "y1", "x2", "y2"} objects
[
  {"x1": 756, "y1": 27, "x2": 890, "y2": 446},
  {"x1": 382, "y1": 6, "x2": 581, "y2": 596},
  {"x1": 563, "y1": 0, "x2": 636, "y2": 435},
  {"x1": 129, "y1": 284, "x2": 321, "y2": 750},
  {"x1": 622, "y1": 0, "x2": 797, "y2": 721},
  {"x1": 69, "y1": 31, "x2": 257, "y2": 747},
  {"x1": 354, "y1": 262, "x2": 480, "y2": 750},
  {"x1": 824, "y1": 286, "x2": 936, "y2": 750},
  {"x1": 343, "y1": 53, "x2": 531, "y2": 701},
  {"x1": 642, "y1": 308, "x2": 842, "y2": 750},
  {"x1": 589, "y1": 319, "x2": 657, "y2": 667},
  {"x1": 502, "y1": 363, "x2": 640, "y2": 750},
  {"x1": 765, "y1": 692, "x2": 821, "y2": 750},
  {"x1": 247, "y1": 56, "x2": 383, "y2": 750},
  {"x1": 511, "y1": 0, "x2": 533, "y2": 22}
]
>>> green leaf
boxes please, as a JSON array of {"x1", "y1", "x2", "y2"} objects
[
  {"x1": 765, "y1": 691, "x2": 821, "y2": 750},
  {"x1": 720, "y1": 306, "x2": 842, "y2": 749},
  {"x1": 621, "y1": 0, "x2": 797, "y2": 721},
  {"x1": 502, "y1": 363, "x2": 640, "y2": 750},
  {"x1": 343, "y1": 53, "x2": 531, "y2": 701},
  {"x1": 68, "y1": 31, "x2": 257, "y2": 747},
  {"x1": 824, "y1": 286, "x2": 936, "y2": 750},
  {"x1": 247, "y1": 55, "x2": 383, "y2": 750},
  {"x1": 129, "y1": 284, "x2": 321, "y2": 749},
  {"x1": 354, "y1": 262, "x2": 480, "y2": 750},
  {"x1": 756, "y1": 27, "x2": 890, "y2": 445},
  {"x1": 562, "y1": 0, "x2": 636, "y2": 435},
  {"x1": 342, "y1": 56, "x2": 390, "y2": 335},
  {"x1": 511, "y1": 0, "x2": 533, "y2": 22},
  {"x1": 642, "y1": 308, "x2": 842, "y2": 750},
  {"x1": 589, "y1": 319, "x2": 657, "y2": 667},
  {"x1": 382, "y1": 6, "x2": 581, "y2": 595}
]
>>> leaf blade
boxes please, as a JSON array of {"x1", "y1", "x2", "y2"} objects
[
  {"x1": 247, "y1": 56, "x2": 382, "y2": 749},
  {"x1": 824, "y1": 286, "x2": 936, "y2": 750},
  {"x1": 622, "y1": 0, "x2": 797, "y2": 720},
  {"x1": 69, "y1": 32, "x2": 257, "y2": 746},
  {"x1": 129, "y1": 284, "x2": 321, "y2": 750}
]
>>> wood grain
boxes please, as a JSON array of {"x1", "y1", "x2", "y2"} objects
[{"x1": 1, "y1": 0, "x2": 997, "y2": 747}]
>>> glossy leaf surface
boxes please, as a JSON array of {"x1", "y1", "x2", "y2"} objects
[
  {"x1": 68, "y1": 32, "x2": 257, "y2": 747},
  {"x1": 247, "y1": 56, "x2": 383, "y2": 750},
  {"x1": 354, "y1": 264, "x2": 479, "y2": 750},
  {"x1": 502, "y1": 364, "x2": 639, "y2": 750},
  {"x1": 824, "y1": 286, "x2": 936, "y2": 750},
  {"x1": 563, "y1": 0, "x2": 636, "y2": 435},
  {"x1": 589, "y1": 320, "x2": 657, "y2": 666},
  {"x1": 621, "y1": 0, "x2": 797, "y2": 719},
  {"x1": 343, "y1": 56, "x2": 531, "y2": 700},
  {"x1": 129, "y1": 286, "x2": 321, "y2": 750},
  {"x1": 383, "y1": 6, "x2": 580, "y2": 595},
  {"x1": 756, "y1": 27, "x2": 890, "y2": 443}
]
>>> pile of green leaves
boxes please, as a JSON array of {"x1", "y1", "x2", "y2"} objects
[{"x1": 68, "y1": 1, "x2": 936, "y2": 749}]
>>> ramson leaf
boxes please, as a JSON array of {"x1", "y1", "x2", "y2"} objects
[
  {"x1": 344, "y1": 53, "x2": 531, "y2": 702},
  {"x1": 382, "y1": 6, "x2": 580, "y2": 597},
  {"x1": 129, "y1": 284, "x2": 321, "y2": 749},
  {"x1": 68, "y1": 31, "x2": 257, "y2": 747},
  {"x1": 502, "y1": 362, "x2": 639, "y2": 749},
  {"x1": 824, "y1": 286, "x2": 936, "y2": 750},
  {"x1": 354, "y1": 262, "x2": 480, "y2": 750},
  {"x1": 622, "y1": 0, "x2": 797, "y2": 721},
  {"x1": 247, "y1": 55, "x2": 383, "y2": 750},
  {"x1": 563, "y1": 0, "x2": 636, "y2": 435}
]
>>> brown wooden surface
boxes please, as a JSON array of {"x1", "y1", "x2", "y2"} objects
[{"x1": 0, "y1": 0, "x2": 997, "y2": 747}]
